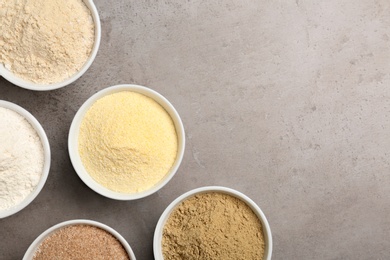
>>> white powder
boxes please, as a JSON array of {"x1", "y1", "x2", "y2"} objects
[
  {"x1": 0, "y1": 0, "x2": 95, "y2": 84},
  {"x1": 0, "y1": 107, "x2": 44, "y2": 211}
]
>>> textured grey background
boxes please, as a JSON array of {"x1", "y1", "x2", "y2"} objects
[{"x1": 1, "y1": 0, "x2": 390, "y2": 259}]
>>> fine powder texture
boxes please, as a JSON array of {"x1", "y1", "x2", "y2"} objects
[
  {"x1": 78, "y1": 91, "x2": 178, "y2": 193},
  {"x1": 162, "y1": 192, "x2": 265, "y2": 260},
  {"x1": 32, "y1": 225, "x2": 130, "y2": 260},
  {"x1": 0, "y1": 0, "x2": 94, "y2": 84},
  {"x1": 0, "y1": 107, "x2": 44, "y2": 211}
]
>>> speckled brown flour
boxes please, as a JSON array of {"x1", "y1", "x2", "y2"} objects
[
  {"x1": 162, "y1": 192, "x2": 265, "y2": 260},
  {"x1": 32, "y1": 224, "x2": 130, "y2": 260}
]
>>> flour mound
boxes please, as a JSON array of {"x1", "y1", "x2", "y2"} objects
[{"x1": 0, "y1": 0, "x2": 95, "y2": 84}]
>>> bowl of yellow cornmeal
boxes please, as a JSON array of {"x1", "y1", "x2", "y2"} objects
[
  {"x1": 0, "y1": 0, "x2": 101, "y2": 91},
  {"x1": 68, "y1": 84, "x2": 185, "y2": 200}
]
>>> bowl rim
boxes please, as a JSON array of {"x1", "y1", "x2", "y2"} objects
[
  {"x1": 68, "y1": 84, "x2": 186, "y2": 200},
  {"x1": 153, "y1": 186, "x2": 273, "y2": 260},
  {"x1": 0, "y1": 0, "x2": 101, "y2": 91},
  {"x1": 22, "y1": 219, "x2": 137, "y2": 260},
  {"x1": 0, "y1": 100, "x2": 51, "y2": 219}
]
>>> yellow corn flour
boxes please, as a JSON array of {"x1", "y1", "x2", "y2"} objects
[{"x1": 78, "y1": 91, "x2": 178, "y2": 193}]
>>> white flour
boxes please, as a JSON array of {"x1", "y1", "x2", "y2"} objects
[
  {"x1": 0, "y1": 107, "x2": 44, "y2": 211},
  {"x1": 0, "y1": 0, "x2": 95, "y2": 84}
]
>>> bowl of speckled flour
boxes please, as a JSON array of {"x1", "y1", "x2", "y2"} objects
[
  {"x1": 0, "y1": 0, "x2": 101, "y2": 91},
  {"x1": 154, "y1": 186, "x2": 273, "y2": 260},
  {"x1": 68, "y1": 84, "x2": 185, "y2": 200},
  {"x1": 0, "y1": 101, "x2": 50, "y2": 219},
  {"x1": 23, "y1": 219, "x2": 136, "y2": 260}
]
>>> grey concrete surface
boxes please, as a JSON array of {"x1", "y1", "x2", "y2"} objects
[{"x1": 1, "y1": 0, "x2": 390, "y2": 259}]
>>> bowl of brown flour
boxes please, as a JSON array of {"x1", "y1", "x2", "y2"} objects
[
  {"x1": 23, "y1": 219, "x2": 136, "y2": 260},
  {"x1": 0, "y1": 0, "x2": 101, "y2": 91},
  {"x1": 154, "y1": 186, "x2": 272, "y2": 260}
]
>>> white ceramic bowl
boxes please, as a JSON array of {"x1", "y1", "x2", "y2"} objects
[
  {"x1": 0, "y1": 100, "x2": 51, "y2": 219},
  {"x1": 23, "y1": 219, "x2": 136, "y2": 260},
  {"x1": 68, "y1": 84, "x2": 186, "y2": 200},
  {"x1": 0, "y1": 0, "x2": 101, "y2": 91},
  {"x1": 153, "y1": 186, "x2": 273, "y2": 260}
]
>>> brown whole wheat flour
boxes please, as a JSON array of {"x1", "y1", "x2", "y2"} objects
[
  {"x1": 0, "y1": 0, "x2": 94, "y2": 84},
  {"x1": 162, "y1": 192, "x2": 265, "y2": 260},
  {"x1": 32, "y1": 224, "x2": 130, "y2": 260}
]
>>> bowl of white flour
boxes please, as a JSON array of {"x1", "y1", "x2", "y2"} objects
[
  {"x1": 0, "y1": 100, "x2": 51, "y2": 218},
  {"x1": 0, "y1": 0, "x2": 101, "y2": 91}
]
